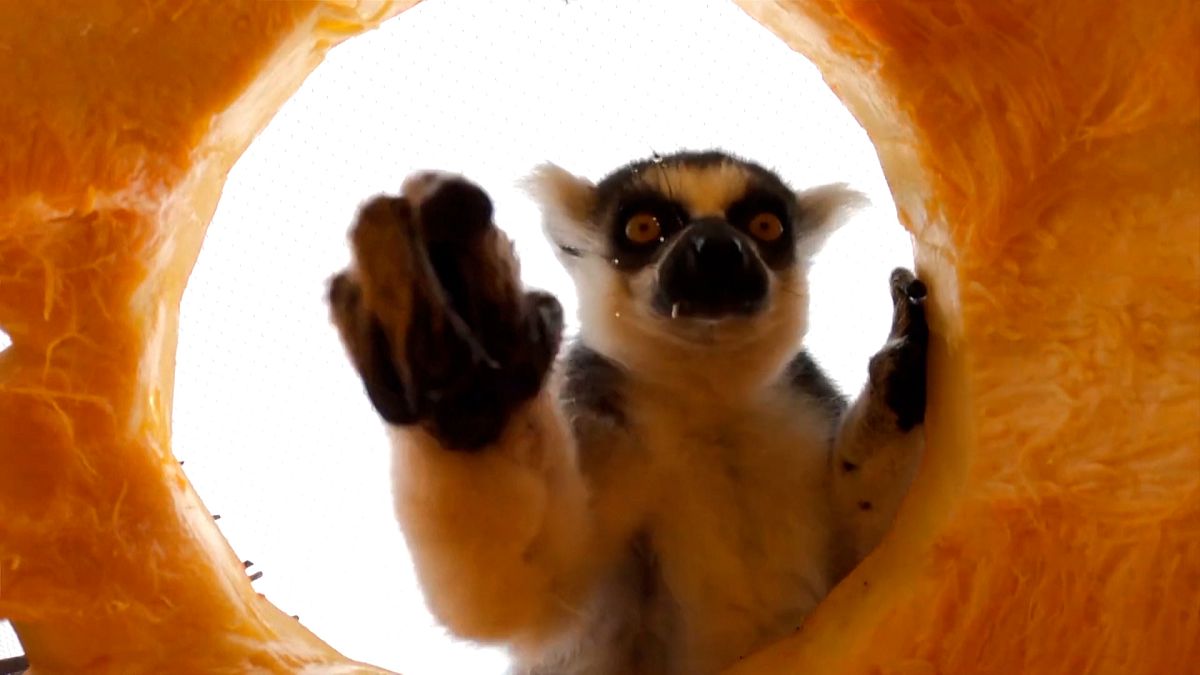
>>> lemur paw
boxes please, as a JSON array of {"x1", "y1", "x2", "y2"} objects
[
  {"x1": 867, "y1": 268, "x2": 928, "y2": 432},
  {"x1": 328, "y1": 173, "x2": 564, "y2": 450}
]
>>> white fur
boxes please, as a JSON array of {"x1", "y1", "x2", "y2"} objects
[{"x1": 389, "y1": 350, "x2": 839, "y2": 675}]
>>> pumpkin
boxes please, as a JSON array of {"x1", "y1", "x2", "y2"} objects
[
  {"x1": 725, "y1": 1, "x2": 1200, "y2": 673},
  {"x1": 0, "y1": 2, "x2": 416, "y2": 672},
  {"x1": 0, "y1": 2, "x2": 1196, "y2": 675}
]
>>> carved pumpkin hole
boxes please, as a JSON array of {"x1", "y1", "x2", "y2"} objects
[{"x1": 169, "y1": 2, "x2": 917, "y2": 672}]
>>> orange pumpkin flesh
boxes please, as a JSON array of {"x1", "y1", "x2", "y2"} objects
[
  {"x1": 728, "y1": 1, "x2": 1200, "y2": 673},
  {"x1": 0, "y1": 1, "x2": 1196, "y2": 674},
  {"x1": 0, "y1": 2, "x2": 415, "y2": 672}
]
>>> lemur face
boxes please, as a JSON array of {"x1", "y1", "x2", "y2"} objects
[
  {"x1": 596, "y1": 153, "x2": 795, "y2": 321},
  {"x1": 528, "y1": 150, "x2": 863, "y2": 374}
]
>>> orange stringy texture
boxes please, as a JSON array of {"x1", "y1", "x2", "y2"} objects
[
  {"x1": 0, "y1": 0, "x2": 1197, "y2": 673},
  {"x1": 0, "y1": 2, "x2": 415, "y2": 672},
  {"x1": 730, "y1": 1, "x2": 1200, "y2": 674}
]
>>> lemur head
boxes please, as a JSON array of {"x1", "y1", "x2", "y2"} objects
[{"x1": 527, "y1": 150, "x2": 864, "y2": 385}]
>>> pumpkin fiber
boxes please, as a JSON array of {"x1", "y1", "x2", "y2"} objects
[
  {"x1": 0, "y1": 2, "x2": 415, "y2": 672},
  {"x1": 0, "y1": 1, "x2": 1197, "y2": 674}
]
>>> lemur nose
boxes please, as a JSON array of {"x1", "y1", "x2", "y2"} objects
[
  {"x1": 656, "y1": 218, "x2": 768, "y2": 319},
  {"x1": 690, "y1": 231, "x2": 748, "y2": 271},
  {"x1": 691, "y1": 233, "x2": 743, "y2": 255}
]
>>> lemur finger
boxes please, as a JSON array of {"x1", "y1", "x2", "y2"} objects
[
  {"x1": 407, "y1": 171, "x2": 496, "y2": 242},
  {"x1": 394, "y1": 173, "x2": 559, "y2": 451},
  {"x1": 527, "y1": 290, "x2": 565, "y2": 348},
  {"x1": 327, "y1": 270, "x2": 360, "y2": 320},
  {"x1": 327, "y1": 271, "x2": 419, "y2": 425},
  {"x1": 888, "y1": 267, "x2": 916, "y2": 303},
  {"x1": 513, "y1": 290, "x2": 565, "y2": 397},
  {"x1": 419, "y1": 291, "x2": 563, "y2": 451},
  {"x1": 889, "y1": 268, "x2": 927, "y2": 307},
  {"x1": 403, "y1": 173, "x2": 524, "y2": 376},
  {"x1": 887, "y1": 267, "x2": 928, "y2": 341},
  {"x1": 347, "y1": 194, "x2": 424, "y2": 352},
  {"x1": 326, "y1": 271, "x2": 363, "y2": 361}
]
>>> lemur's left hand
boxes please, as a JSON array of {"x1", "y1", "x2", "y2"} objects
[
  {"x1": 869, "y1": 268, "x2": 929, "y2": 431},
  {"x1": 327, "y1": 173, "x2": 563, "y2": 450}
]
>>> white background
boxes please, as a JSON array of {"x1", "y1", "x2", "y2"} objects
[{"x1": 0, "y1": 0, "x2": 913, "y2": 670}]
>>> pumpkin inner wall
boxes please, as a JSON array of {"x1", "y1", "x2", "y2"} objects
[
  {"x1": 0, "y1": 2, "x2": 414, "y2": 671},
  {"x1": 728, "y1": 1, "x2": 1200, "y2": 673},
  {"x1": 1, "y1": 0, "x2": 1197, "y2": 673}
]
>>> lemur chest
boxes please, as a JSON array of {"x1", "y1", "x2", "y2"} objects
[{"x1": 587, "y1": 389, "x2": 837, "y2": 672}]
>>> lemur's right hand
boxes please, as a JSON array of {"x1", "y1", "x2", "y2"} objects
[{"x1": 328, "y1": 173, "x2": 564, "y2": 451}]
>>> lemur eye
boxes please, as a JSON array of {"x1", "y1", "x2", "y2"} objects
[
  {"x1": 748, "y1": 212, "x2": 784, "y2": 242},
  {"x1": 624, "y1": 213, "x2": 662, "y2": 244}
]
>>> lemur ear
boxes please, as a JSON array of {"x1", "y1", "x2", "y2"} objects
[
  {"x1": 522, "y1": 163, "x2": 602, "y2": 263},
  {"x1": 793, "y1": 182, "x2": 870, "y2": 258}
]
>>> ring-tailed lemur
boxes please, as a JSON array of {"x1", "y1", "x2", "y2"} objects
[{"x1": 327, "y1": 150, "x2": 927, "y2": 675}]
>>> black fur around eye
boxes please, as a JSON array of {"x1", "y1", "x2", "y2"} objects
[
  {"x1": 727, "y1": 192, "x2": 790, "y2": 233},
  {"x1": 726, "y1": 190, "x2": 795, "y2": 269},
  {"x1": 609, "y1": 194, "x2": 687, "y2": 270}
]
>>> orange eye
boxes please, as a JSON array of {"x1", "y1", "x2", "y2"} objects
[
  {"x1": 624, "y1": 213, "x2": 662, "y2": 244},
  {"x1": 748, "y1": 212, "x2": 784, "y2": 242}
]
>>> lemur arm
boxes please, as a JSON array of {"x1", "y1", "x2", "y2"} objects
[
  {"x1": 388, "y1": 393, "x2": 600, "y2": 648},
  {"x1": 327, "y1": 175, "x2": 604, "y2": 649},
  {"x1": 829, "y1": 269, "x2": 928, "y2": 575}
]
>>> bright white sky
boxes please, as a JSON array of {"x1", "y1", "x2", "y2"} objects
[{"x1": 1, "y1": 0, "x2": 912, "y2": 669}]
